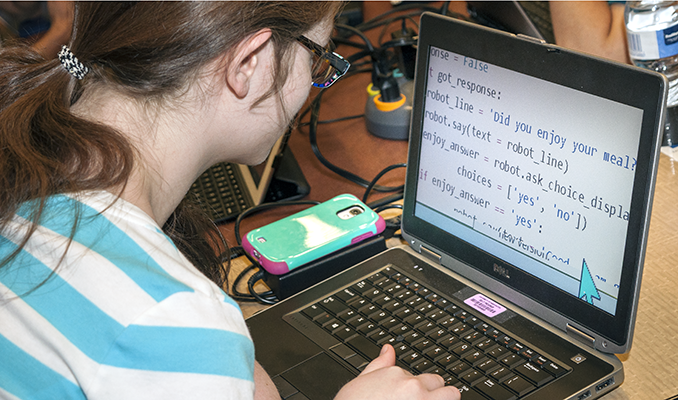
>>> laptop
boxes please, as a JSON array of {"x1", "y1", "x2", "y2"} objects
[
  {"x1": 467, "y1": 1, "x2": 554, "y2": 43},
  {"x1": 247, "y1": 13, "x2": 667, "y2": 400},
  {"x1": 188, "y1": 128, "x2": 308, "y2": 223}
]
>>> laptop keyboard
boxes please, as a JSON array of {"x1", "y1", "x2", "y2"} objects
[
  {"x1": 188, "y1": 162, "x2": 251, "y2": 223},
  {"x1": 297, "y1": 265, "x2": 570, "y2": 400}
]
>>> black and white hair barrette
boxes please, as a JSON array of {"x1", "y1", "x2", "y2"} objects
[{"x1": 58, "y1": 45, "x2": 89, "y2": 80}]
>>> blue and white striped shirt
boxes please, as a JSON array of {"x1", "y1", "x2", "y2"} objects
[{"x1": 0, "y1": 191, "x2": 255, "y2": 399}]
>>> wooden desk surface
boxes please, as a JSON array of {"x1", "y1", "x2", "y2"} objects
[
  {"x1": 602, "y1": 154, "x2": 678, "y2": 400},
  {"x1": 224, "y1": 3, "x2": 678, "y2": 398}
]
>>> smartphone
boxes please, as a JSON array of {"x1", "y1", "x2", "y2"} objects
[{"x1": 242, "y1": 194, "x2": 385, "y2": 275}]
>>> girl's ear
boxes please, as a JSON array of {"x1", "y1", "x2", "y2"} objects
[{"x1": 226, "y1": 29, "x2": 273, "y2": 99}]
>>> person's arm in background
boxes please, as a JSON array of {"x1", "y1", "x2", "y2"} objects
[
  {"x1": 31, "y1": 1, "x2": 73, "y2": 58},
  {"x1": 549, "y1": 1, "x2": 630, "y2": 64}
]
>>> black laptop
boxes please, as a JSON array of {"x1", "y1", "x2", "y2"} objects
[
  {"x1": 188, "y1": 128, "x2": 309, "y2": 223},
  {"x1": 467, "y1": 1, "x2": 554, "y2": 43},
  {"x1": 247, "y1": 13, "x2": 667, "y2": 400}
]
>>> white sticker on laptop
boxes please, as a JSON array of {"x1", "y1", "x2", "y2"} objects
[{"x1": 464, "y1": 294, "x2": 506, "y2": 318}]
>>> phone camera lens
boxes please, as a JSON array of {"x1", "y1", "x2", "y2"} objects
[{"x1": 337, "y1": 205, "x2": 365, "y2": 220}]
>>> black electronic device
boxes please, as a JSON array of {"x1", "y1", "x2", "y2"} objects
[
  {"x1": 188, "y1": 135, "x2": 308, "y2": 223},
  {"x1": 248, "y1": 13, "x2": 666, "y2": 400},
  {"x1": 467, "y1": 1, "x2": 554, "y2": 43},
  {"x1": 262, "y1": 235, "x2": 387, "y2": 300}
]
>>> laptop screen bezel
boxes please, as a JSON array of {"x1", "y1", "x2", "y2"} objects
[{"x1": 402, "y1": 13, "x2": 666, "y2": 351}]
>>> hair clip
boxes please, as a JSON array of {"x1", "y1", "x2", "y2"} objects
[{"x1": 58, "y1": 45, "x2": 89, "y2": 80}]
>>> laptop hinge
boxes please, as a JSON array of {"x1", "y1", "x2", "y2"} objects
[
  {"x1": 566, "y1": 324, "x2": 596, "y2": 347},
  {"x1": 419, "y1": 245, "x2": 442, "y2": 264},
  {"x1": 517, "y1": 33, "x2": 546, "y2": 44}
]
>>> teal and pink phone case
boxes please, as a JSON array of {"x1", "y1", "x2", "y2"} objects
[{"x1": 242, "y1": 194, "x2": 386, "y2": 275}]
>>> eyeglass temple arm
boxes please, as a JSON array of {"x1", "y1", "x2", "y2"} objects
[{"x1": 328, "y1": 53, "x2": 350, "y2": 74}]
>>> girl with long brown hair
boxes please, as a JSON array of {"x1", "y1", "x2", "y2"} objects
[{"x1": 0, "y1": 2, "x2": 460, "y2": 399}]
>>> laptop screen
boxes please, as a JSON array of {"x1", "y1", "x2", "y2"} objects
[
  {"x1": 403, "y1": 13, "x2": 666, "y2": 350},
  {"x1": 415, "y1": 44, "x2": 643, "y2": 316}
]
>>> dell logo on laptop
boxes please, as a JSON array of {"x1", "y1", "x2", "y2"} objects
[{"x1": 493, "y1": 263, "x2": 511, "y2": 279}]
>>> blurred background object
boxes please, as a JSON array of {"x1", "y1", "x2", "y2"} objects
[{"x1": 0, "y1": 1, "x2": 73, "y2": 58}]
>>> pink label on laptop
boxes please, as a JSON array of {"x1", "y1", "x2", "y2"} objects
[{"x1": 464, "y1": 294, "x2": 506, "y2": 318}]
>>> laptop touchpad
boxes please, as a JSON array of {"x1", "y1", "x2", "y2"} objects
[{"x1": 280, "y1": 352, "x2": 356, "y2": 400}]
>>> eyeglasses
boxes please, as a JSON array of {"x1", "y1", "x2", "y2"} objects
[{"x1": 297, "y1": 35, "x2": 350, "y2": 88}]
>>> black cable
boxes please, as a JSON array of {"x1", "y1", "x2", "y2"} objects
[
  {"x1": 316, "y1": 113, "x2": 365, "y2": 125},
  {"x1": 335, "y1": 23, "x2": 375, "y2": 53},
  {"x1": 336, "y1": 22, "x2": 406, "y2": 96},
  {"x1": 347, "y1": 60, "x2": 374, "y2": 70},
  {"x1": 378, "y1": 37, "x2": 418, "y2": 52},
  {"x1": 367, "y1": 192, "x2": 404, "y2": 210},
  {"x1": 300, "y1": 94, "x2": 406, "y2": 195},
  {"x1": 344, "y1": 50, "x2": 375, "y2": 66},
  {"x1": 303, "y1": 13, "x2": 420, "y2": 200},
  {"x1": 374, "y1": 203, "x2": 403, "y2": 214},
  {"x1": 230, "y1": 263, "x2": 261, "y2": 302},
  {"x1": 440, "y1": 1, "x2": 451, "y2": 17},
  {"x1": 357, "y1": 5, "x2": 439, "y2": 32},
  {"x1": 377, "y1": 16, "x2": 419, "y2": 47},
  {"x1": 229, "y1": 261, "x2": 277, "y2": 304},
  {"x1": 298, "y1": 113, "x2": 364, "y2": 128},
  {"x1": 222, "y1": 246, "x2": 264, "y2": 303},
  {"x1": 332, "y1": 35, "x2": 369, "y2": 48},
  {"x1": 438, "y1": 2, "x2": 471, "y2": 21},
  {"x1": 226, "y1": 245, "x2": 277, "y2": 302},
  {"x1": 362, "y1": 163, "x2": 407, "y2": 204},
  {"x1": 308, "y1": 92, "x2": 403, "y2": 192},
  {"x1": 219, "y1": 246, "x2": 246, "y2": 263},
  {"x1": 248, "y1": 270, "x2": 278, "y2": 305},
  {"x1": 299, "y1": 19, "x2": 410, "y2": 193},
  {"x1": 230, "y1": 260, "x2": 277, "y2": 304},
  {"x1": 356, "y1": 6, "x2": 469, "y2": 38}
]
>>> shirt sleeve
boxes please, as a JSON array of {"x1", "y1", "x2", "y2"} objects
[{"x1": 86, "y1": 290, "x2": 256, "y2": 400}]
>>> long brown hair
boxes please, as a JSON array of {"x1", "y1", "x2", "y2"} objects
[{"x1": 0, "y1": 1, "x2": 342, "y2": 289}]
